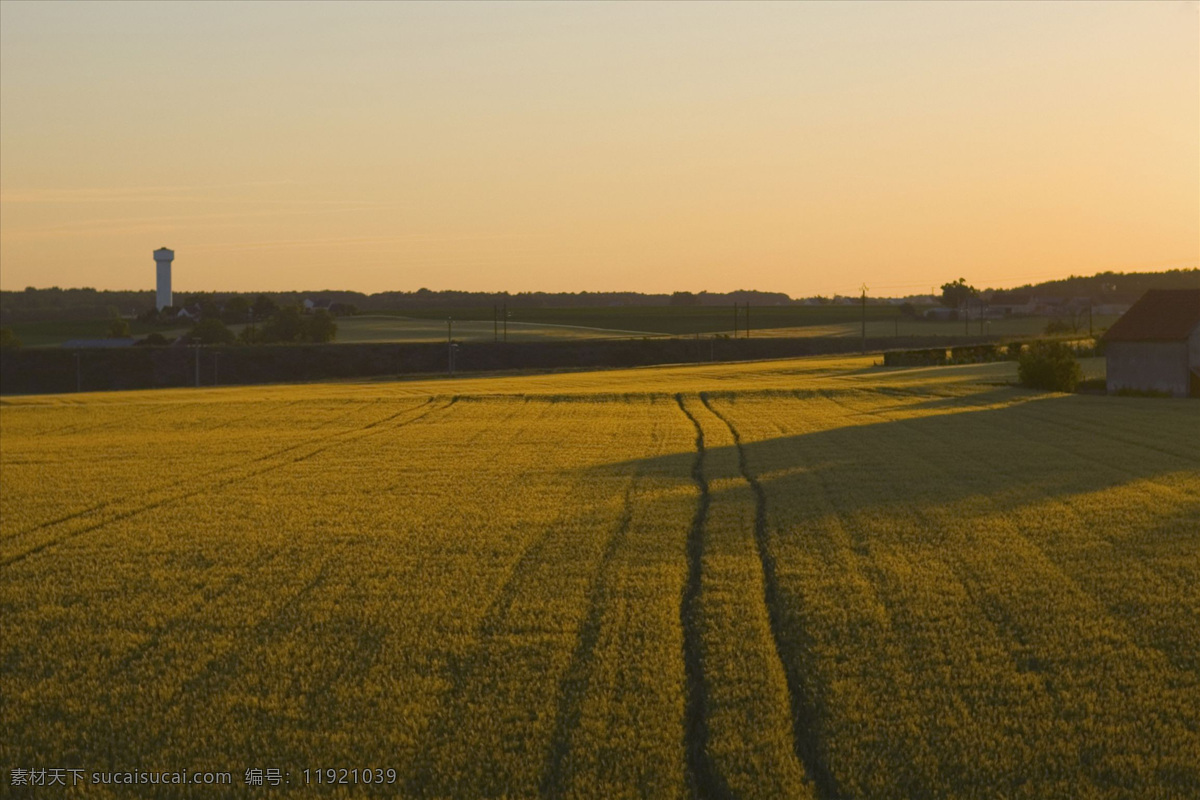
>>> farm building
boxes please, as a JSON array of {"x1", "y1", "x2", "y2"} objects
[{"x1": 1102, "y1": 289, "x2": 1200, "y2": 398}]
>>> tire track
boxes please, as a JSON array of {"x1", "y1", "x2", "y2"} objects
[
  {"x1": 700, "y1": 393, "x2": 837, "y2": 800},
  {"x1": 0, "y1": 398, "x2": 453, "y2": 569},
  {"x1": 674, "y1": 393, "x2": 727, "y2": 800},
  {"x1": 831, "y1": 389, "x2": 1200, "y2": 676},
  {"x1": 815, "y1": 388, "x2": 1187, "y2": 794},
  {"x1": 0, "y1": 503, "x2": 109, "y2": 544},
  {"x1": 26, "y1": 400, "x2": 180, "y2": 438},
  {"x1": 1, "y1": 398, "x2": 423, "y2": 543},
  {"x1": 876, "y1": 387, "x2": 1200, "y2": 496},
  {"x1": 540, "y1": 464, "x2": 640, "y2": 799}
]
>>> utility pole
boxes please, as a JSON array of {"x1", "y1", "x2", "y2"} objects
[
  {"x1": 195, "y1": 346, "x2": 201, "y2": 387},
  {"x1": 75, "y1": 352, "x2": 81, "y2": 393},
  {"x1": 733, "y1": 303, "x2": 738, "y2": 338},
  {"x1": 214, "y1": 352, "x2": 219, "y2": 386},
  {"x1": 493, "y1": 304, "x2": 498, "y2": 342},
  {"x1": 860, "y1": 284, "x2": 868, "y2": 354},
  {"x1": 503, "y1": 304, "x2": 508, "y2": 343},
  {"x1": 744, "y1": 302, "x2": 750, "y2": 338},
  {"x1": 447, "y1": 318, "x2": 453, "y2": 376},
  {"x1": 1088, "y1": 301, "x2": 1093, "y2": 338}
]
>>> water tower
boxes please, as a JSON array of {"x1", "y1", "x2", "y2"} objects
[{"x1": 154, "y1": 247, "x2": 175, "y2": 310}]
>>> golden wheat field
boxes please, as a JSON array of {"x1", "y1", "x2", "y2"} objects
[{"x1": 2, "y1": 355, "x2": 1198, "y2": 799}]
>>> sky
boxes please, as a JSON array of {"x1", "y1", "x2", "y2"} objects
[{"x1": 1, "y1": 1, "x2": 1196, "y2": 297}]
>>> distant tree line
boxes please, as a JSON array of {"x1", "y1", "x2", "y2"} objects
[
  {"x1": 987, "y1": 269, "x2": 1199, "y2": 304},
  {"x1": 4, "y1": 269, "x2": 1196, "y2": 324},
  {"x1": 2, "y1": 287, "x2": 813, "y2": 323}
]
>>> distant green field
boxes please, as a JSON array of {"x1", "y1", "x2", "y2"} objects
[
  {"x1": 750, "y1": 314, "x2": 1121, "y2": 340},
  {"x1": 6, "y1": 319, "x2": 187, "y2": 347},
  {"x1": 347, "y1": 307, "x2": 1118, "y2": 340},
  {"x1": 334, "y1": 315, "x2": 662, "y2": 343},
  {"x1": 9, "y1": 308, "x2": 1118, "y2": 347},
  {"x1": 385, "y1": 304, "x2": 899, "y2": 335}
]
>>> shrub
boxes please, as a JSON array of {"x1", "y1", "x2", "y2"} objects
[
  {"x1": 1019, "y1": 341, "x2": 1081, "y2": 392},
  {"x1": 306, "y1": 309, "x2": 338, "y2": 343},
  {"x1": 135, "y1": 332, "x2": 172, "y2": 346},
  {"x1": 185, "y1": 317, "x2": 236, "y2": 345},
  {"x1": 1044, "y1": 318, "x2": 1071, "y2": 335},
  {"x1": 107, "y1": 318, "x2": 131, "y2": 338}
]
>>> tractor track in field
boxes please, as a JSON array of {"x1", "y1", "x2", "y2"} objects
[
  {"x1": 27, "y1": 400, "x2": 180, "y2": 438},
  {"x1": 674, "y1": 393, "x2": 729, "y2": 800},
  {"x1": 541, "y1": 464, "x2": 640, "y2": 799},
  {"x1": 879, "y1": 387, "x2": 1200, "y2": 496},
  {"x1": 0, "y1": 397, "x2": 454, "y2": 569},
  {"x1": 837, "y1": 389, "x2": 1200, "y2": 677},
  {"x1": 1, "y1": 399, "x2": 430, "y2": 544},
  {"x1": 176, "y1": 541, "x2": 347, "y2": 702},
  {"x1": 700, "y1": 393, "x2": 837, "y2": 800}
]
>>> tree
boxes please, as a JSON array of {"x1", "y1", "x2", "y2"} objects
[
  {"x1": 0, "y1": 326, "x2": 21, "y2": 348},
  {"x1": 260, "y1": 305, "x2": 306, "y2": 343},
  {"x1": 186, "y1": 317, "x2": 236, "y2": 345},
  {"x1": 107, "y1": 318, "x2": 131, "y2": 338},
  {"x1": 137, "y1": 332, "x2": 171, "y2": 346},
  {"x1": 669, "y1": 291, "x2": 699, "y2": 306},
  {"x1": 1018, "y1": 341, "x2": 1081, "y2": 392},
  {"x1": 223, "y1": 295, "x2": 251, "y2": 324},
  {"x1": 251, "y1": 294, "x2": 279, "y2": 322},
  {"x1": 305, "y1": 309, "x2": 337, "y2": 343},
  {"x1": 196, "y1": 295, "x2": 221, "y2": 319},
  {"x1": 1043, "y1": 318, "x2": 1072, "y2": 335},
  {"x1": 940, "y1": 278, "x2": 978, "y2": 308}
]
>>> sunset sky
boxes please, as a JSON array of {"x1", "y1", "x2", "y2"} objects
[{"x1": 1, "y1": 1, "x2": 1196, "y2": 297}]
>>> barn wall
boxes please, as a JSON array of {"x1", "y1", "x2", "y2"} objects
[
  {"x1": 1190, "y1": 325, "x2": 1200, "y2": 373},
  {"x1": 1191, "y1": 325, "x2": 1200, "y2": 397},
  {"x1": 1106, "y1": 341, "x2": 1190, "y2": 397}
]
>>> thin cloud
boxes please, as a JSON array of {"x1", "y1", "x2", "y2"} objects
[
  {"x1": 0, "y1": 180, "x2": 302, "y2": 204},
  {"x1": 1, "y1": 206, "x2": 417, "y2": 239},
  {"x1": 186, "y1": 233, "x2": 552, "y2": 252}
]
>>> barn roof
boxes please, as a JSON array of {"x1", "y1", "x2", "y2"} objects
[{"x1": 1103, "y1": 289, "x2": 1200, "y2": 342}]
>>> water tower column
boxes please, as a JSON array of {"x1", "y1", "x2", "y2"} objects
[{"x1": 154, "y1": 247, "x2": 175, "y2": 310}]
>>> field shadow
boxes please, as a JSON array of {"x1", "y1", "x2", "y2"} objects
[
  {"x1": 583, "y1": 391, "x2": 1199, "y2": 798},
  {"x1": 593, "y1": 392, "x2": 1199, "y2": 522}
]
